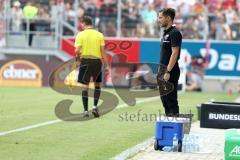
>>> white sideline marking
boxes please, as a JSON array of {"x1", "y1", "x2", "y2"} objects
[
  {"x1": 117, "y1": 96, "x2": 159, "y2": 109},
  {"x1": 0, "y1": 120, "x2": 61, "y2": 136},
  {"x1": 236, "y1": 98, "x2": 240, "y2": 103},
  {"x1": 0, "y1": 96, "x2": 160, "y2": 137}
]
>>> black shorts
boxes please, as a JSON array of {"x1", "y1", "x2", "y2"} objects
[{"x1": 78, "y1": 59, "x2": 102, "y2": 84}]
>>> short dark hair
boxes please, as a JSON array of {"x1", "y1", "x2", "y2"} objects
[
  {"x1": 81, "y1": 16, "x2": 93, "y2": 25},
  {"x1": 159, "y1": 8, "x2": 175, "y2": 21}
]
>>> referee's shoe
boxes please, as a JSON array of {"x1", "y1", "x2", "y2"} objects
[{"x1": 92, "y1": 107, "x2": 100, "y2": 118}]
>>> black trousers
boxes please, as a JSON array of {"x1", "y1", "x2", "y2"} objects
[
  {"x1": 78, "y1": 59, "x2": 102, "y2": 84},
  {"x1": 157, "y1": 67, "x2": 180, "y2": 116},
  {"x1": 23, "y1": 22, "x2": 35, "y2": 46}
]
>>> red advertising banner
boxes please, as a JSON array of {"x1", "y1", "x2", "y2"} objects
[
  {"x1": 61, "y1": 37, "x2": 140, "y2": 63},
  {"x1": 105, "y1": 38, "x2": 139, "y2": 63}
]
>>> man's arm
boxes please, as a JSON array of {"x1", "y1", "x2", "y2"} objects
[
  {"x1": 163, "y1": 30, "x2": 182, "y2": 81},
  {"x1": 167, "y1": 47, "x2": 180, "y2": 72},
  {"x1": 100, "y1": 46, "x2": 109, "y2": 69},
  {"x1": 75, "y1": 47, "x2": 81, "y2": 62},
  {"x1": 75, "y1": 47, "x2": 81, "y2": 56},
  {"x1": 163, "y1": 47, "x2": 179, "y2": 81},
  {"x1": 74, "y1": 32, "x2": 82, "y2": 61}
]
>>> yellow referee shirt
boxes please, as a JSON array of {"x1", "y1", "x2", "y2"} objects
[{"x1": 74, "y1": 28, "x2": 105, "y2": 59}]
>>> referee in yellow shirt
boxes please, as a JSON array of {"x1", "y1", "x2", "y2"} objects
[{"x1": 75, "y1": 16, "x2": 109, "y2": 118}]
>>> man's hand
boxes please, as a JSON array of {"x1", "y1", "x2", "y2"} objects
[
  {"x1": 75, "y1": 56, "x2": 81, "y2": 67},
  {"x1": 163, "y1": 72, "x2": 170, "y2": 81},
  {"x1": 75, "y1": 47, "x2": 81, "y2": 64},
  {"x1": 75, "y1": 56, "x2": 81, "y2": 62}
]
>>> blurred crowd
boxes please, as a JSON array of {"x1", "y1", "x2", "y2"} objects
[{"x1": 0, "y1": 0, "x2": 240, "y2": 40}]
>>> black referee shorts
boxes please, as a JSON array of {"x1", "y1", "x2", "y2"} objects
[{"x1": 78, "y1": 58, "x2": 102, "y2": 84}]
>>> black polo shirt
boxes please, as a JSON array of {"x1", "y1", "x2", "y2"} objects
[{"x1": 160, "y1": 26, "x2": 182, "y2": 71}]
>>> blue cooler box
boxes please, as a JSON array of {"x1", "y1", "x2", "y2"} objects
[{"x1": 154, "y1": 120, "x2": 184, "y2": 151}]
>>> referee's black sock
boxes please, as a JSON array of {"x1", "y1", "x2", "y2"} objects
[
  {"x1": 82, "y1": 90, "x2": 88, "y2": 112},
  {"x1": 94, "y1": 86, "x2": 101, "y2": 107}
]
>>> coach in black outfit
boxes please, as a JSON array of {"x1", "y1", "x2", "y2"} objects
[{"x1": 157, "y1": 8, "x2": 182, "y2": 116}]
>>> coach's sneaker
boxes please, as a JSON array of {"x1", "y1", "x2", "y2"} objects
[
  {"x1": 92, "y1": 107, "x2": 100, "y2": 118},
  {"x1": 83, "y1": 111, "x2": 89, "y2": 118}
]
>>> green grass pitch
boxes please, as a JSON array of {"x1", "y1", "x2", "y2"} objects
[{"x1": 0, "y1": 87, "x2": 239, "y2": 160}]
